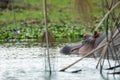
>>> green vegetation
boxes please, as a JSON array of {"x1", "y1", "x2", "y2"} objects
[{"x1": 0, "y1": 0, "x2": 102, "y2": 43}]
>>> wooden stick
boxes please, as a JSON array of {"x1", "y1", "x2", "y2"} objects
[
  {"x1": 60, "y1": 42, "x2": 108, "y2": 71},
  {"x1": 43, "y1": 0, "x2": 52, "y2": 74},
  {"x1": 96, "y1": 29, "x2": 120, "y2": 68},
  {"x1": 96, "y1": 43, "x2": 108, "y2": 68}
]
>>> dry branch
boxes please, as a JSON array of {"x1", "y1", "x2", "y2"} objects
[
  {"x1": 95, "y1": 1, "x2": 120, "y2": 31},
  {"x1": 60, "y1": 42, "x2": 108, "y2": 71},
  {"x1": 96, "y1": 43, "x2": 108, "y2": 68}
]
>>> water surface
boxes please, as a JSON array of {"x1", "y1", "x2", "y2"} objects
[{"x1": 0, "y1": 44, "x2": 119, "y2": 80}]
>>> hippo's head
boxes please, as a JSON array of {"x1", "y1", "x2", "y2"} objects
[{"x1": 60, "y1": 31, "x2": 103, "y2": 56}]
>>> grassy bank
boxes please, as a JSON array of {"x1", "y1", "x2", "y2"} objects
[{"x1": 0, "y1": 0, "x2": 102, "y2": 43}]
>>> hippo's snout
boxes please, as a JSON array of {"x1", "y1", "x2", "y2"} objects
[{"x1": 60, "y1": 46, "x2": 72, "y2": 55}]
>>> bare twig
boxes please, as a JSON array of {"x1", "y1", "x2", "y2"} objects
[
  {"x1": 60, "y1": 42, "x2": 108, "y2": 71},
  {"x1": 95, "y1": 1, "x2": 120, "y2": 31},
  {"x1": 96, "y1": 43, "x2": 108, "y2": 68}
]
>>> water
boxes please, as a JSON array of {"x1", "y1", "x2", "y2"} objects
[{"x1": 0, "y1": 44, "x2": 119, "y2": 80}]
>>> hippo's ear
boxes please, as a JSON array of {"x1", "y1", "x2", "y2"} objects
[{"x1": 93, "y1": 31, "x2": 99, "y2": 38}]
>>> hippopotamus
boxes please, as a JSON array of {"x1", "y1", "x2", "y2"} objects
[{"x1": 60, "y1": 30, "x2": 120, "y2": 57}]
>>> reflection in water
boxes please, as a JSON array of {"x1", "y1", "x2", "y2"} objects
[{"x1": 43, "y1": 72, "x2": 54, "y2": 80}]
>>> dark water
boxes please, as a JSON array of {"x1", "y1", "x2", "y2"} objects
[{"x1": 0, "y1": 43, "x2": 119, "y2": 80}]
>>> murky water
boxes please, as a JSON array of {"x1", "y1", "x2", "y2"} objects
[{"x1": 0, "y1": 44, "x2": 119, "y2": 80}]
